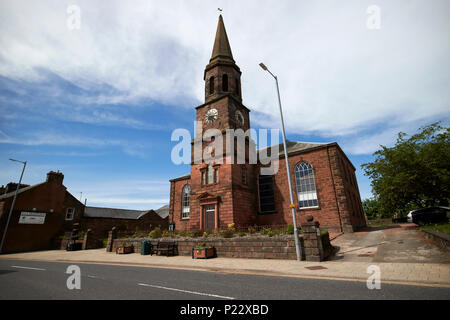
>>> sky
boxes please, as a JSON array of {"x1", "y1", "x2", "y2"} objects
[{"x1": 0, "y1": 0, "x2": 449, "y2": 210}]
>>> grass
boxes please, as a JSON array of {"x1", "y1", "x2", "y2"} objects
[{"x1": 420, "y1": 222, "x2": 450, "y2": 235}]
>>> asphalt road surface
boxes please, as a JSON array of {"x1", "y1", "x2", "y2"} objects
[{"x1": 0, "y1": 259, "x2": 449, "y2": 300}]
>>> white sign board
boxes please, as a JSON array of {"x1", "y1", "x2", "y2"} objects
[{"x1": 19, "y1": 212, "x2": 46, "y2": 224}]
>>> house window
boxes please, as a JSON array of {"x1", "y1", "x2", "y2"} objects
[
  {"x1": 209, "y1": 76, "x2": 214, "y2": 95},
  {"x1": 294, "y1": 162, "x2": 319, "y2": 209},
  {"x1": 222, "y1": 74, "x2": 228, "y2": 92},
  {"x1": 214, "y1": 168, "x2": 219, "y2": 183},
  {"x1": 201, "y1": 171, "x2": 206, "y2": 185},
  {"x1": 207, "y1": 164, "x2": 214, "y2": 184},
  {"x1": 241, "y1": 165, "x2": 247, "y2": 185},
  {"x1": 181, "y1": 184, "x2": 190, "y2": 219},
  {"x1": 258, "y1": 174, "x2": 276, "y2": 213},
  {"x1": 65, "y1": 208, "x2": 75, "y2": 221}
]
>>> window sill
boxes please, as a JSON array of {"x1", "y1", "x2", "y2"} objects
[
  {"x1": 296, "y1": 206, "x2": 320, "y2": 211},
  {"x1": 258, "y1": 211, "x2": 277, "y2": 215}
]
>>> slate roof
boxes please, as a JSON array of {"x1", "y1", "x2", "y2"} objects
[
  {"x1": 84, "y1": 204, "x2": 170, "y2": 220},
  {"x1": 84, "y1": 206, "x2": 150, "y2": 220},
  {"x1": 0, "y1": 182, "x2": 45, "y2": 200},
  {"x1": 155, "y1": 205, "x2": 169, "y2": 219},
  {"x1": 257, "y1": 140, "x2": 334, "y2": 158}
]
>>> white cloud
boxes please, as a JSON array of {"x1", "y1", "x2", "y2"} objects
[
  {"x1": 0, "y1": 130, "x2": 149, "y2": 157},
  {"x1": 0, "y1": 0, "x2": 449, "y2": 152}
]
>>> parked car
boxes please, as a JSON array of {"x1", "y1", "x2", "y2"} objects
[{"x1": 407, "y1": 207, "x2": 450, "y2": 226}]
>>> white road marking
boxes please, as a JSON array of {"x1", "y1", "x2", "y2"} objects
[
  {"x1": 137, "y1": 283, "x2": 235, "y2": 300},
  {"x1": 11, "y1": 265, "x2": 46, "y2": 271}
]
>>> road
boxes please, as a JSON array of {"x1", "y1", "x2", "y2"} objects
[{"x1": 0, "y1": 259, "x2": 449, "y2": 300}]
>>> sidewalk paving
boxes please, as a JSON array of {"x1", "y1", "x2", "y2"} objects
[{"x1": 1, "y1": 248, "x2": 449, "y2": 287}]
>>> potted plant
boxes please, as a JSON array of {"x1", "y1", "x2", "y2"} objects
[
  {"x1": 192, "y1": 243, "x2": 216, "y2": 259},
  {"x1": 116, "y1": 244, "x2": 134, "y2": 254}
]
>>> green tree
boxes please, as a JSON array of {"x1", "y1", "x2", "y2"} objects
[
  {"x1": 362, "y1": 197, "x2": 382, "y2": 220},
  {"x1": 362, "y1": 122, "x2": 450, "y2": 218}
]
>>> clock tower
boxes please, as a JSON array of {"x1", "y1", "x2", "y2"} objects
[{"x1": 189, "y1": 15, "x2": 257, "y2": 232}]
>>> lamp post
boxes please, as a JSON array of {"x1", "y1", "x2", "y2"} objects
[
  {"x1": 259, "y1": 63, "x2": 302, "y2": 261},
  {"x1": 0, "y1": 159, "x2": 27, "y2": 254}
]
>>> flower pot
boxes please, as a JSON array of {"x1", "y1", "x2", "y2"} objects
[
  {"x1": 192, "y1": 247, "x2": 215, "y2": 259},
  {"x1": 116, "y1": 246, "x2": 134, "y2": 254}
]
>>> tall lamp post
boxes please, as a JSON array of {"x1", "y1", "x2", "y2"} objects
[
  {"x1": 0, "y1": 159, "x2": 27, "y2": 254},
  {"x1": 259, "y1": 63, "x2": 302, "y2": 261}
]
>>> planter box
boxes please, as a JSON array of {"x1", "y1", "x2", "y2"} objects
[
  {"x1": 192, "y1": 247, "x2": 215, "y2": 259},
  {"x1": 116, "y1": 246, "x2": 134, "y2": 254}
]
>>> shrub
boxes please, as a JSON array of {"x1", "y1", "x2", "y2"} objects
[
  {"x1": 192, "y1": 230, "x2": 204, "y2": 238},
  {"x1": 247, "y1": 226, "x2": 257, "y2": 234},
  {"x1": 194, "y1": 242, "x2": 213, "y2": 250},
  {"x1": 149, "y1": 227, "x2": 162, "y2": 239},
  {"x1": 162, "y1": 230, "x2": 174, "y2": 238},
  {"x1": 286, "y1": 224, "x2": 294, "y2": 235},
  {"x1": 221, "y1": 223, "x2": 236, "y2": 238}
]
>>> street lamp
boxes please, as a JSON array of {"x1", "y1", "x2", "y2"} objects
[
  {"x1": 259, "y1": 63, "x2": 302, "y2": 261},
  {"x1": 0, "y1": 159, "x2": 27, "y2": 254}
]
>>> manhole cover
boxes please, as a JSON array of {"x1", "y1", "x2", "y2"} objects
[{"x1": 305, "y1": 266, "x2": 328, "y2": 270}]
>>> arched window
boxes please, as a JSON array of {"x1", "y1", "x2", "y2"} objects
[
  {"x1": 207, "y1": 163, "x2": 214, "y2": 184},
  {"x1": 294, "y1": 162, "x2": 319, "y2": 208},
  {"x1": 222, "y1": 74, "x2": 228, "y2": 92},
  {"x1": 235, "y1": 78, "x2": 240, "y2": 96},
  {"x1": 181, "y1": 184, "x2": 190, "y2": 219},
  {"x1": 209, "y1": 76, "x2": 214, "y2": 95}
]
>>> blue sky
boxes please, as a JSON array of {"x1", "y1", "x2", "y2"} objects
[{"x1": 0, "y1": 0, "x2": 449, "y2": 209}]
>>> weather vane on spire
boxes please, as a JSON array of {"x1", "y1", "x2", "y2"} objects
[{"x1": 218, "y1": 8, "x2": 223, "y2": 13}]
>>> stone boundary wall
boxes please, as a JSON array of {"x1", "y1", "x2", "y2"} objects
[
  {"x1": 112, "y1": 236, "x2": 306, "y2": 260},
  {"x1": 422, "y1": 229, "x2": 450, "y2": 251}
]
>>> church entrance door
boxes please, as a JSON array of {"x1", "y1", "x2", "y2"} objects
[{"x1": 204, "y1": 205, "x2": 215, "y2": 232}]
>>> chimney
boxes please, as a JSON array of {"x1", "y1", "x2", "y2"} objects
[
  {"x1": 5, "y1": 182, "x2": 29, "y2": 194},
  {"x1": 46, "y1": 170, "x2": 64, "y2": 185}
]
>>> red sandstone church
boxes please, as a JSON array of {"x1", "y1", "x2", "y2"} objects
[{"x1": 168, "y1": 15, "x2": 366, "y2": 233}]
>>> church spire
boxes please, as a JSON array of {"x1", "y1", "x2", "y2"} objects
[{"x1": 210, "y1": 15, "x2": 234, "y2": 63}]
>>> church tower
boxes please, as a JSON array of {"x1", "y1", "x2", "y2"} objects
[
  {"x1": 188, "y1": 15, "x2": 258, "y2": 232},
  {"x1": 197, "y1": 14, "x2": 250, "y2": 134}
]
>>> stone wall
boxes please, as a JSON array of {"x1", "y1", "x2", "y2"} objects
[{"x1": 112, "y1": 236, "x2": 305, "y2": 260}]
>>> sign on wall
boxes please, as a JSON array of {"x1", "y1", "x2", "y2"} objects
[{"x1": 19, "y1": 212, "x2": 46, "y2": 224}]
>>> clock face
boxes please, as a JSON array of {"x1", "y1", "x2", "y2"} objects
[
  {"x1": 205, "y1": 108, "x2": 218, "y2": 125},
  {"x1": 235, "y1": 110, "x2": 244, "y2": 127}
]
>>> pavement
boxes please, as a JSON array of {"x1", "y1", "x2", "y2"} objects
[{"x1": 1, "y1": 224, "x2": 449, "y2": 288}]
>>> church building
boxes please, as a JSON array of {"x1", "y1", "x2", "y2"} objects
[{"x1": 168, "y1": 15, "x2": 366, "y2": 233}]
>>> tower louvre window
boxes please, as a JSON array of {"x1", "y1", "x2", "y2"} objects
[
  {"x1": 222, "y1": 74, "x2": 228, "y2": 92},
  {"x1": 235, "y1": 78, "x2": 239, "y2": 95},
  {"x1": 258, "y1": 174, "x2": 276, "y2": 213},
  {"x1": 209, "y1": 76, "x2": 214, "y2": 95}
]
